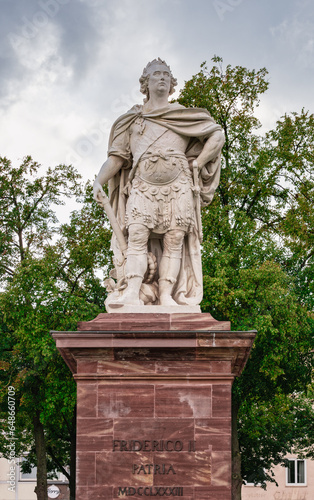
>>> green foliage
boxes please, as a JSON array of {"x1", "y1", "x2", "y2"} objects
[
  {"x1": 268, "y1": 110, "x2": 314, "y2": 310},
  {"x1": 0, "y1": 156, "x2": 82, "y2": 284},
  {"x1": 240, "y1": 392, "x2": 314, "y2": 486}
]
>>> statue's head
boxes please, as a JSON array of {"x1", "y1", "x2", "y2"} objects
[{"x1": 139, "y1": 58, "x2": 177, "y2": 101}]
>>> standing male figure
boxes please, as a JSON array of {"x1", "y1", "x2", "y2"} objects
[{"x1": 93, "y1": 58, "x2": 224, "y2": 308}]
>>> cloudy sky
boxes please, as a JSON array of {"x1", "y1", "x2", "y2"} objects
[{"x1": 1, "y1": 0, "x2": 314, "y2": 204}]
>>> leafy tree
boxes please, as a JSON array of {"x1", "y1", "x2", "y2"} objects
[
  {"x1": 0, "y1": 156, "x2": 82, "y2": 282},
  {"x1": 177, "y1": 57, "x2": 314, "y2": 499},
  {"x1": 267, "y1": 110, "x2": 314, "y2": 310},
  {"x1": 0, "y1": 155, "x2": 82, "y2": 500},
  {"x1": 0, "y1": 158, "x2": 112, "y2": 500}
]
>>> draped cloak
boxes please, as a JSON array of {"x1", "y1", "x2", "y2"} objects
[{"x1": 107, "y1": 102, "x2": 223, "y2": 306}]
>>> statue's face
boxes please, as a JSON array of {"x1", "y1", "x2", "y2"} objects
[{"x1": 147, "y1": 62, "x2": 171, "y2": 98}]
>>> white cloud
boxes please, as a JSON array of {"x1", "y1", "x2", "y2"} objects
[{"x1": 270, "y1": 16, "x2": 314, "y2": 69}]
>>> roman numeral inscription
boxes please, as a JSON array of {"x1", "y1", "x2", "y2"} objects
[{"x1": 118, "y1": 487, "x2": 184, "y2": 497}]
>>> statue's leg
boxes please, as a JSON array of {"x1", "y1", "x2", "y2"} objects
[
  {"x1": 118, "y1": 223, "x2": 150, "y2": 305},
  {"x1": 159, "y1": 229, "x2": 185, "y2": 306}
]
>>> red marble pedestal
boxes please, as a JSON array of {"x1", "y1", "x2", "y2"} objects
[{"x1": 52, "y1": 313, "x2": 255, "y2": 500}]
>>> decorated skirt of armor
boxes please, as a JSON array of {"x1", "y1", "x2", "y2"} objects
[{"x1": 125, "y1": 151, "x2": 195, "y2": 234}]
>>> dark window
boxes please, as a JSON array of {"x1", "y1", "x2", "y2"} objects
[{"x1": 286, "y1": 459, "x2": 306, "y2": 485}]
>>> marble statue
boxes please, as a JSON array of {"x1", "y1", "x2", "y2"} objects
[{"x1": 93, "y1": 58, "x2": 225, "y2": 310}]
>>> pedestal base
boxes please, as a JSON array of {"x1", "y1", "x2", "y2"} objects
[{"x1": 52, "y1": 313, "x2": 255, "y2": 500}]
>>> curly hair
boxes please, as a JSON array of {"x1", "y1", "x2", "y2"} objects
[{"x1": 139, "y1": 58, "x2": 177, "y2": 102}]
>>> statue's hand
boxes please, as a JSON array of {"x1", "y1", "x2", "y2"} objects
[
  {"x1": 93, "y1": 179, "x2": 105, "y2": 203},
  {"x1": 192, "y1": 159, "x2": 202, "y2": 172}
]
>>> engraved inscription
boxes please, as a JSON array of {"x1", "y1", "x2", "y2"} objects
[
  {"x1": 132, "y1": 463, "x2": 176, "y2": 475},
  {"x1": 113, "y1": 440, "x2": 184, "y2": 452},
  {"x1": 118, "y1": 487, "x2": 184, "y2": 497},
  {"x1": 115, "y1": 437, "x2": 196, "y2": 496},
  {"x1": 188, "y1": 440, "x2": 196, "y2": 451}
]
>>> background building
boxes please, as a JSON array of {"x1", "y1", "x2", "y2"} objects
[
  {"x1": 0, "y1": 457, "x2": 69, "y2": 500},
  {"x1": 243, "y1": 455, "x2": 313, "y2": 500}
]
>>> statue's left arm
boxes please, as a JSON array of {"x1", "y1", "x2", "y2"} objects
[
  {"x1": 194, "y1": 130, "x2": 225, "y2": 169},
  {"x1": 191, "y1": 128, "x2": 225, "y2": 207}
]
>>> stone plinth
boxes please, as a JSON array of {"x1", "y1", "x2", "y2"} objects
[{"x1": 52, "y1": 313, "x2": 255, "y2": 500}]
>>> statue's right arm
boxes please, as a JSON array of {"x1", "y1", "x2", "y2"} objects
[{"x1": 93, "y1": 155, "x2": 125, "y2": 202}]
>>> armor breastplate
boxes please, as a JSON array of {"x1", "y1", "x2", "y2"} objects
[{"x1": 137, "y1": 150, "x2": 186, "y2": 185}]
